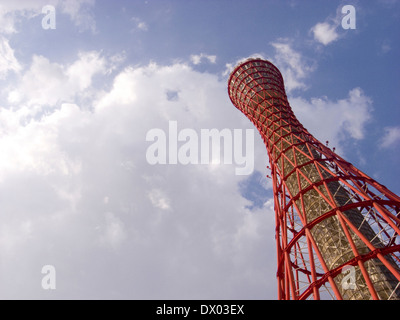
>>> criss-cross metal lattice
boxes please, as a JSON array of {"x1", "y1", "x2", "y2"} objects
[{"x1": 228, "y1": 58, "x2": 400, "y2": 300}]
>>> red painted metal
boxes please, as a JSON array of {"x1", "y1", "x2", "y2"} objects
[{"x1": 228, "y1": 58, "x2": 400, "y2": 300}]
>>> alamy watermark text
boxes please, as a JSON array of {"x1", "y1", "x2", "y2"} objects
[{"x1": 146, "y1": 121, "x2": 254, "y2": 176}]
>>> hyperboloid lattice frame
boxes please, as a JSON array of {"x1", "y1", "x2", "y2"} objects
[{"x1": 228, "y1": 58, "x2": 400, "y2": 300}]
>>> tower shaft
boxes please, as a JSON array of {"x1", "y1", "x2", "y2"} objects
[{"x1": 228, "y1": 59, "x2": 400, "y2": 300}]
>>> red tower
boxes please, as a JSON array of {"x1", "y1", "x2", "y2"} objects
[{"x1": 228, "y1": 58, "x2": 400, "y2": 300}]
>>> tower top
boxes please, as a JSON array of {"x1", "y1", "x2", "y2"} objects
[
  {"x1": 228, "y1": 58, "x2": 286, "y2": 114},
  {"x1": 228, "y1": 58, "x2": 284, "y2": 87}
]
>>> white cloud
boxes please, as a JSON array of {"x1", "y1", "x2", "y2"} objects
[
  {"x1": 148, "y1": 189, "x2": 171, "y2": 211},
  {"x1": 309, "y1": 4, "x2": 350, "y2": 46},
  {"x1": 0, "y1": 0, "x2": 46, "y2": 34},
  {"x1": 270, "y1": 40, "x2": 316, "y2": 92},
  {"x1": 190, "y1": 53, "x2": 217, "y2": 65},
  {"x1": 289, "y1": 87, "x2": 373, "y2": 154},
  {"x1": 0, "y1": 103, "x2": 83, "y2": 180},
  {"x1": 7, "y1": 51, "x2": 106, "y2": 107},
  {"x1": 0, "y1": 0, "x2": 96, "y2": 34},
  {"x1": 131, "y1": 17, "x2": 148, "y2": 32},
  {"x1": 311, "y1": 22, "x2": 340, "y2": 46},
  {"x1": 60, "y1": 0, "x2": 96, "y2": 32},
  {"x1": 380, "y1": 126, "x2": 400, "y2": 148},
  {"x1": 0, "y1": 60, "x2": 275, "y2": 299},
  {"x1": 0, "y1": 11, "x2": 17, "y2": 34},
  {"x1": 0, "y1": 35, "x2": 21, "y2": 78}
]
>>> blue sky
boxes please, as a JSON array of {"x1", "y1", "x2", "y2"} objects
[{"x1": 0, "y1": 0, "x2": 399, "y2": 299}]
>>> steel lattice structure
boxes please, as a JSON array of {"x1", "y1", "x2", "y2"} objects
[{"x1": 228, "y1": 58, "x2": 400, "y2": 300}]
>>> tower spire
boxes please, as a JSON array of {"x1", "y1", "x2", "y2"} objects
[{"x1": 228, "y1": 58, "x2": 400, "y2": 300}]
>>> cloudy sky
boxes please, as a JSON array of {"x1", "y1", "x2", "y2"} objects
[{"x1": 0, "y1": 0, "x2": 399, "y2": 300}]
